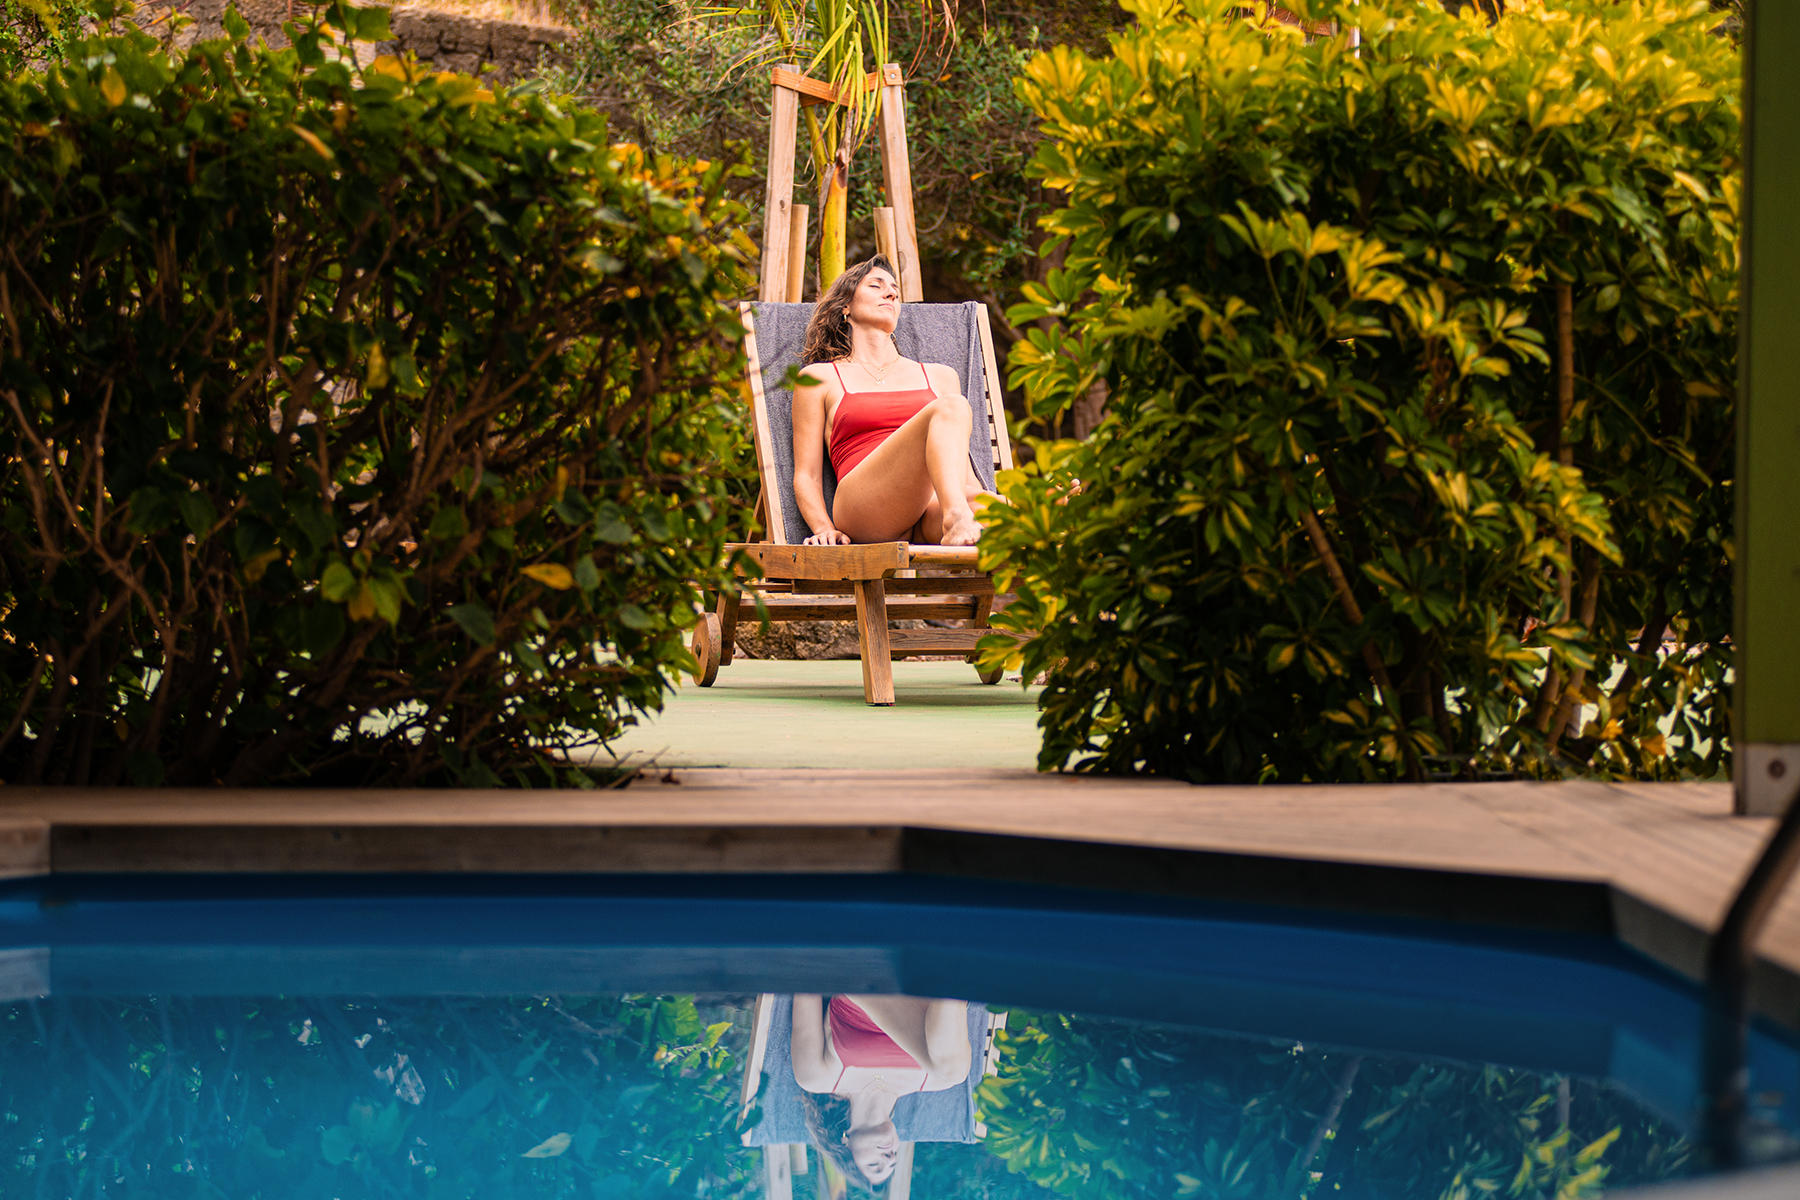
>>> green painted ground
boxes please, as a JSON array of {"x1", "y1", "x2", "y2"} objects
[{"x1": 600, "y1": 659, "x2": 1046, "y2": 770}]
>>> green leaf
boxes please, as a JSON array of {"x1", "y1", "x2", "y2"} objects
[
  {"x1": 448, "y1": 602, "x2": 496, "y2": 646},
  {"x1": 594, "y1": 505, "x2": 634, "y2": 544},
  {"x1": 175, "y1": 491, "x2": 219, "y2": 539},
  {"x1": 125, "y1": 487, "x2": 176, "y2": 535},
  {"x1": 429, "y1": 506, "x2": 468, "y2": 540},
  {"x1": 367, "y1": 576, "x2": 406, "y2": 624},
  {"x1": 320, "y1": 561, "x2": 358, "y2": 602}
]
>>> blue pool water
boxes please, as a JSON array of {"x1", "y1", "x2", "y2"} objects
[{"x1": 0, "y1": 874, "x2": 1794, "y2": 1197}]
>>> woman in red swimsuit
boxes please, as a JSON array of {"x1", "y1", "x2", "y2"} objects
[
  {"x1": 791, "y1": 257, "x2": 991, "y2": 548},
  {"x1": 790, "y1": 993, "x2": 972, "y2": 1189}
]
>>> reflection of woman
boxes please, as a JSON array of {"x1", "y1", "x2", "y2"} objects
[
  {"x1": 791, "y1": 256, "x2": 992, "y2": 548},
  {"x1": 791, "y1": 994, "x2": 972, "y2": 1189}
]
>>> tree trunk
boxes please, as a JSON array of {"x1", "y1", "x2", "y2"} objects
[{"x1": 817, "y1": 120, "x2": 854, "y2": 288}]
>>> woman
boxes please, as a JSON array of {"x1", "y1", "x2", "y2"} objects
[
  {"x1": 792, "y1": 256, "x2": 990, "y2": 548},
  {"x1": 791, "y1": 993, "x2": 972, "y2": 1190}
]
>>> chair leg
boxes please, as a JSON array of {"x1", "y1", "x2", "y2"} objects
[
  {"x1": 716, "y1": 590, "x2": 741, "y2": 666},
  {"x1": 853, "y1": 579, "x2": 895, "y2": 706},
  {"x1": 970, "y1": 591, "x2": 1000, "y2": 683}
]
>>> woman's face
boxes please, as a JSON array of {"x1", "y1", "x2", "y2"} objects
[
  {"x1": 843, "y1": 268, "x2": 901, "y2": 334},
  {"x1": 845, "y1": 1120, "x2": 900, "y2": 1184}
]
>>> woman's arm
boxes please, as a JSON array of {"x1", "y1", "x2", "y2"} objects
[
  {"x1": 789, "y1": 994, "x2": 841, "y2": 1092},
  {"x1": 791, "y1": 367, "x2": 849, "y2": 546},
  {"x1": 925, "y1": 362, "x2": 964, "y2": 405}
]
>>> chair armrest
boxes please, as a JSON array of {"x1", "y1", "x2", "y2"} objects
[{"x1": 728, "y1": 541, "x2": 909, "y2": 580}]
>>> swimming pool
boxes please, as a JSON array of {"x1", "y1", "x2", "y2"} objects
[{"x1": 0, "y1": 873, "x2": 1794, "y2": 1197}]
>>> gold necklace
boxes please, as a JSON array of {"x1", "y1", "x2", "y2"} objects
[{"x1": 846, "y1": 354, "x2": 901, "y2": 384}]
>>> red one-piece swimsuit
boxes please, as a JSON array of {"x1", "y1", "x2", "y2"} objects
[
  {"x1": 827, "y1": 361, "x2": 938, "y2": 482},
  {"x1": 826, "y1": 995, "x2": 929, "y2": 1092}
]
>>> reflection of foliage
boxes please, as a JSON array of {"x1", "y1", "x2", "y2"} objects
[
  {"x1": 0, "y1": 993, "x2": 759, "y2": 1198},
  {"x1": 976, "y1": 1012, "x2": 1694, "y2": 1200}
]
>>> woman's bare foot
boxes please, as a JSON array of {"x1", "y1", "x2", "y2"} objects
[{"x1": 940, "y1": 510, "x2": 982, "y2": 546}]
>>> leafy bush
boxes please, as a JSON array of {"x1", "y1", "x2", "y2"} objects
[
  {"x1": 982, "y1": 0, "x2": 1738, "y2": 782},
  {"x1": 1, "y1": 0, "x2": 94, "y2": 76},
  {"x1": 976, "y1": 1011, "x2": 1692, "y2": 1200},
  {"x1": 0, "y1": 5, "x2": 750, "y2": 786}
]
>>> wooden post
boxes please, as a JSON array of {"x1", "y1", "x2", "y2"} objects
[
  {"x1": 1735, "y1": 0, "x2": 1800, "y2": 814},
  {"x1": 874, "y1": 63, "x2": 923, "y2": 302},
  {"x1": 889, "y1": 1143, "x2": 916, "y2": 1200},
  {"x1": 853, "y1": 580, "x2": 896, "y2": 705},
  {"x1": 764, "y1": 1145, "x2": 794, "y2": 1200},
  {"x1": 760, "y1": 67, "x2": 801, "y2": 303},
  {"x1": 873, "y1": 206, "x2": 899, "y2": 268},
  {"x1": 786, "y1": 204, "x2": 810, "y2": 303}
]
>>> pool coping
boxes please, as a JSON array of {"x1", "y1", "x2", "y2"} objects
[{"x1": 1, "y1": 770, "x2": 1796, "y2": 1031}]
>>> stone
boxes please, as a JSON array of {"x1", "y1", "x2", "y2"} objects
[{"x1": 153, "y1": 0, "x2": 570, "y2": 83}]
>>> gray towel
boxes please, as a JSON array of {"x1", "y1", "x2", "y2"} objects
[
  {"x1": 746, "y1": 993, "x2": 988, "y2": 1145},
  {"x1": 746, "y1": 302, "x2": 998, "y2": 544}
]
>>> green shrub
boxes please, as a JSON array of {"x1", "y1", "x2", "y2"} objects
[
  {"x1": 2, "y1": 0, "x2": 95, "y2": 77},
  {"x1": 980, "y1": 0, "x2": 1738, "y2": 782},
  {"x1": 0, "y1": 5, "x2": 750, "y2": 786}
]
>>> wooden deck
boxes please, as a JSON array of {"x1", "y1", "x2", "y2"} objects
[{"x1": 1, "y1": 772, "x2": 1795, "y2": 1028}]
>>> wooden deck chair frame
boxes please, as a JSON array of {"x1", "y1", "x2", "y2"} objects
[
  {"x1": 688, "y1": 62, "x2": 1025, "y2": 706},
  {"x1": 739, "y1": 994, "x2": 1006, "y2": 1200}
]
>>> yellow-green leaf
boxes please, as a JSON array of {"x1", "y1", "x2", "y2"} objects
[
  {"x1": 521, "y1": 563, "x2": 575, "y2": 590},
  {"x1": 290, "y1": 124, "x2": 335, "y2": 161}
]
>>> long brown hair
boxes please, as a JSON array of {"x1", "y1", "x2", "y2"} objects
[
  {"x1": 798, "y1": 1090, "x2": 889, "y2": 1195},
  {"x1": 800, "y1": 255, "x2": 898, "y2": 366}
]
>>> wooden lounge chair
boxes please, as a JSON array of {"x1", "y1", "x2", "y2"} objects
[
  {"x1": 739, "y1": 993, "x2": 1005, "y2": 1200},
  {"x1": 687, "y1": 60, "x2": 1023, "y2": 705},
  {"x1": 690, "y1": 299, "x2": 1021, "y2": 705}
]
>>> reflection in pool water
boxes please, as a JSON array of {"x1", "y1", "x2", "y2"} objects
[
  {"x1": 1, "y1": 874, "x2": 1796, "y2": 1197},
  {"x1": 0, "y1": 991, "x2": 1698, "y2": 1199}
]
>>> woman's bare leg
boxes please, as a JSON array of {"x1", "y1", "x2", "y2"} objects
[
  {"x1": 832, "y1": 394, "x2": 982, "y2": 546},
  {"x1": 842, "y1": 995, "x2": 971, "y2": 1082},
  {"x1": 915, "y1": 464, "x2": 998, "y2": 543}
]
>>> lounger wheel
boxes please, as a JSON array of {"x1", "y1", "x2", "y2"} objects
[
  {"x1": 692, "y1": 612, "x2": 721, "y2": 686},
  {"x1": 973, "y1": 658, "x2": 1003, "y2": 685}
]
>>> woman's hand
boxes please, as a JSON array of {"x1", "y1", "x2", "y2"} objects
[{"x1": 803, "y1": 528, "x2": 852, "y2": 546}]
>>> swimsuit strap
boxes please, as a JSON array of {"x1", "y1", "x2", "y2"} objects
[
  {"x1": 918, "y1": 361, "x2": 936, "y2": 397},
  {"x1": 831, "y1": 361, "x2": 847, "y2": 391},
  {"x1": 834, "y1": 1063, "x2": 848, "y2": 1092}
]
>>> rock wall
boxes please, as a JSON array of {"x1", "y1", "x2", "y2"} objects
[
  {"x1": 379, "y1": 5, "x2": 569, "y2": 83},
  {"x1": 166, "y1": 0, "x2": 569, "y2": 82}
]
